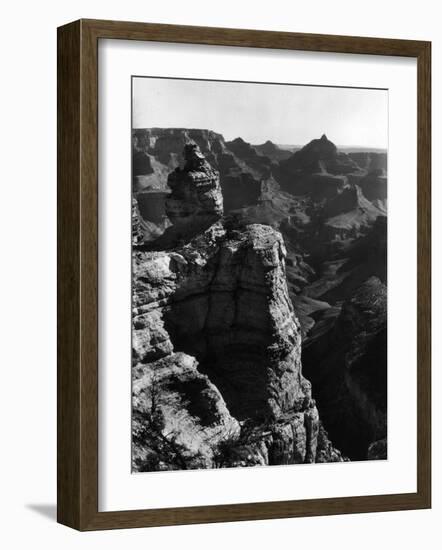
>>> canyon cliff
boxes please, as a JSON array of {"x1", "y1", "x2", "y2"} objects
[
  {"x1": 302, "y1": 276, "x2": 387, "y2": 459},
  {"x1": 132, "y1": 143, "x2": 344, "y2": 471},
  {"x1": 132, "y1": 128, "x2": 277, "y2": 230},
  {"x1": 132, "y1": 129, "x2": 388, "y2": 462}
]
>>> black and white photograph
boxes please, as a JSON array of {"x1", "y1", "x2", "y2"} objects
[
  {"x1": 131, "y1": 76, "x2": 388, "y2": 473},
  {"x1": 0, "y1": 0, "x2": 437, "y2": 542}
]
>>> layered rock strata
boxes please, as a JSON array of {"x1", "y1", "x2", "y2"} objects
[
  {"x1": 132, "y1": 128, "x2": 276, "y2": 217},
  {"x1": 132, "y1": 352, "x2": 240, "y2": 471},
  {"x1": 132, "y1": 145, "x2": 343, "y2": 470},
  {"x1": 132, "y1": 130, "x2": 388, "y2": 464},
  {"x1": 133, "y1": 222, "x2": 308, "y2": 419},
  {"x1": 166, "y1": 142, "x2": 223, "y2": 228}
]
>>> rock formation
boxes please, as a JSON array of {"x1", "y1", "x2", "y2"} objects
[
  {"x1": 320, "y1": 184, "x2": 385, "y2": 244},
  {"x1": 132, "y1": 128, "x2": 276, "y2": 221},
  {"x1": 165, "y1": 142, "x2": 223, "y2": 232},
  {"x1": 225, "y1": 137, "x2": 273, "y2": 176},
  {"x1": 132, "y1": 352, "x2": 240, "y2": 471},
  {"x1": 132, "y1": 144, "x2": 344, "y2": 471},
  {"x1": 302, "y1": 276, "x2": 387, "y2": 459},
  {"x1": 132, "y1": 130, "x2": 388, "y2": 465},
  {"x1": 254, "y1": 140, "x2": 292, "y2": 162},
  {"x1": 280, "y1": 134, "x2": 359, "y2": 180}
]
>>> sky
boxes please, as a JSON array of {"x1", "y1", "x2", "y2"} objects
[{"x1": 132, "y1": 76, "x2": 388, "y2": 149}]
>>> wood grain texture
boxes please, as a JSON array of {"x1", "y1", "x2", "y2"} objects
[
  {"x1": 57, "y1": 20, "x2": 81, "y2": 529},
  {"x1": 83, "y1": 18, "x2": 428, "y2": 56},
  {"x1": 57, "y1": 19, "x2": 431, "y2": 531},
  {"x1": 416, "y1": 41, "x2": 431, "y2": 507}
]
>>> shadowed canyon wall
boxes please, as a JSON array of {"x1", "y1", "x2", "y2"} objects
[
  {"x1": 132, "y1": 130, "x2": 388, "y2": 465},
  {"x1": 132, "y1": 143, "x2": 345, "y2": 471}
]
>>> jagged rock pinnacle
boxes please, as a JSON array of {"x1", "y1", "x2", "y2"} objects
[
  {"x1": 165, "y1": 143, "x2": 223, "y2": 229},
  {"x1": 183, "y1": 141, "x2": 212, "y2": 172}
]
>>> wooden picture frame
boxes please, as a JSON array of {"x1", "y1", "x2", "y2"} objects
[{"x1": 57, "y1": 18, "x2": 431, "y2": 531}]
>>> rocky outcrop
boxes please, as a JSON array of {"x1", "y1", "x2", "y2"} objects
[
  {"x1": 165, "y1": 142, "x2": 223, "y2": 233},
  {"x1": 132, "y1": 145, "x2": 344, "y2": 471},
  {"x1": 132, "y1": 352, "x2": 240, "y2": 471},
  {"x1": 133, "y1": 222, "x2": 310, "y2": 419},
  {"x1": 132, "y1": 131, "x2": 388, "y2": 466},
  {"x1": 132, "y1": 128, "x2": 274, "y2": 214}
]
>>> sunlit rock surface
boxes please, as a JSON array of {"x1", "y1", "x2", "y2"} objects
[
  {"x1": 132, "y1": 145, "x2": 344, "y2": 471},
  {"x1": 131, "y1": 131, "x2": 388, "y2": 469}
]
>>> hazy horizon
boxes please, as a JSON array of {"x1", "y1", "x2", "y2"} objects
[
  {"x1": 131, "y1": 126, "x2": 387, "y2": 151},
  {"x1": 133, "y1": 77, "x2": 388, "y2": 149}
]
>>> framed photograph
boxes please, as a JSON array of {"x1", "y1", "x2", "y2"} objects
[{"x1": 57, "y1": 19, "x2": 431, "y2": 530}]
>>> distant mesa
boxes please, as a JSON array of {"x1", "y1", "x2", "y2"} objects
[
  {"x1": 284, "y1": 134, "x2": 339, "y2": 171},
  {"x1": 253, "y1": 140, "x2": 292, "y2": 162},
  {"x1": 278, "y1": 134, "x2": 361, "y2": 195},
  {"x1": 226, "y1": 137, "x2": 259, "y2": 160},
  {"x1": 224, "y1": 136, "x2": 273, "y2": 184},
  {"x1": 132, "y1": 128, "x2": 386, "y2": 250}
]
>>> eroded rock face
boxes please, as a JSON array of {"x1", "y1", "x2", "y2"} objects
[
  {"x1": 302, "y1": 276, "x2": 387, "y2": 459},
  {"x1": 132, "y1": 146, "x2": 343, "y2": 470},
  {"x1": 132, "y1": 128, "x2": 275, "y2": 215},
  {"x1": 165, "y1": 142, "x2": 223, "y2": 229},
  {"x1": 132, "y1": 132, "x2": 387, "y2": 467},
  {"x1": 133, "y1": 222, "x2": 307, "y2": 421},
  {"x1": 132, "y1": 352, "x2": 240, "y2": 471}
]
